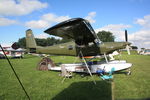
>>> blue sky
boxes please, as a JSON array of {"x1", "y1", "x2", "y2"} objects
[{"x1": 0, "y1": 0, "x2": 150, "y2": 49}]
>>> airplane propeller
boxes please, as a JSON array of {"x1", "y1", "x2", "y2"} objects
[
  {"x1": 125, "y1": 30, "x2": 131, "y2": 55},
  {"x1": 11, "y1": 42, "x2": 20, "y2": 50},
  {"x1": 125, "y1": 30, "x2": 128, "y2": 42}
]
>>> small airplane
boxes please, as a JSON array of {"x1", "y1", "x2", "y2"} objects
[
  {"x1": 25, "y1": 18, "x2": 132, "y2": 78},
  {"x1": 139, "y1": 49, "x2": 150, "y2": 55}
]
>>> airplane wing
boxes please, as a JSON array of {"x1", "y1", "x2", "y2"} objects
[{"x1": 44, "y1": 18, "x2": 99, "y2": 45}]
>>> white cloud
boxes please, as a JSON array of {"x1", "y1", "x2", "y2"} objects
[
  {"x1": 35, "y1": 33, "x2": 49, "y2": 39},
  {"x1": 85, "y1": 12, "x2": 96, "y2": 23},
  {"x1": 0, "y1": 17, "x2": 18, "y2": 26},
  {"x1": 129, "y1": 30, "x2": 150, "y2": 41},
  {"x1": 129, "y1": 14, "x2": 150, "y2": 49},
  {"x1": 1, "y1": 43, "x2": 12, "y2": 47},
  {"x1": 0, "y1": 0, "x2": 48, "y2": 16},
  {"x1": 144, "y1": 41, "x2": 150, "y2": 45},
  {"x1": 25, "y1": 20, "x2": 49, "y2": 29},
  {"x1": 95, "y1": 24, "x2": 131, "y2": 32},
  {"x1": 25, "y1": 13, "x2": 70, "y2": 29},
  {"x1": 25, "y1": 11, "x2": 97, "y2": 29},
  {"x1": 135, "y1": 15, "x2": 150, "y2": 28},
  {"x1": 41, "y1": 13, "x2": 70, "y2": 23},
  {"x1": 129, "y1": 30, "x2": 150, "y2": 49},
  {"x1": 95, "y1": 24, "x2": 132, "y2": 41}
]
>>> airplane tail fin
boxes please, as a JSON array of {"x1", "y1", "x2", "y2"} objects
[{"x1": 26, "y1": 29, "x2": 37, "y2": 53}]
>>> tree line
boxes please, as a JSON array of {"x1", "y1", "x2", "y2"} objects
[{"x1": 16, "y1": 31, "x2": 115, "y2": 48}]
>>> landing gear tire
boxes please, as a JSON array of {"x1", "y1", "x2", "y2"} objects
[{"x1": 81, "y1": 74, "x2": 85, "y2": 77}]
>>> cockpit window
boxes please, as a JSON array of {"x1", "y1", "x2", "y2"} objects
[{"x1": 68, "y1": 45, "x2": 73, "y2": 50}]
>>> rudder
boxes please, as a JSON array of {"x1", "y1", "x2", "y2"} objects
[{"x1": 26, "y1": 29, "x2": 37, "y2": 53}]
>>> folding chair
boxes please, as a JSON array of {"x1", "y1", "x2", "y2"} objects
[
  {"x1": 61, "y1": 65, "x2": 72, "y2": 83},
  {"x1": 100, "y1": 67, "x2": 115, "y2": 80}
]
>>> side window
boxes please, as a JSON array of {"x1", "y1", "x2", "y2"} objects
[{"x1": 68, "y1": 45, "x2": 73, "y2": 50}]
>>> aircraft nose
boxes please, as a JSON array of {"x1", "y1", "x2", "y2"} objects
[
  {"x1": 122, "y1": 42, "x2": 131, "y2": 48},
  {"x1": 125, "y1": 42, "x2": 131, "y2": 45}
]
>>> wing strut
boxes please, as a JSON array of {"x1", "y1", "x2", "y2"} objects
[
  {"x1": 104, "y1": 53, "x2": 108, "y2": 63},
  {"x1": 80, "y1": 51, "x2": 96, "y2": 85}
]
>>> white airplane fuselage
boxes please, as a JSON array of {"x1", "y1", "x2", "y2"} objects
[{"x1": 48, "y1": 60, "x2": 132, "y2": 74}]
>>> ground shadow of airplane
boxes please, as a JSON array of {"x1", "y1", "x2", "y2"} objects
[{"x1": 52, "y1": 81, "x2": 112, "y2": 100}]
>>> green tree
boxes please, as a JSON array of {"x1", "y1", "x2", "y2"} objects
[
  {"x1": 59, "y1": 38, "x2": 71, "y2": 44},
  {"x1": 36, "y1": 38, "x2": 47, "y2": 46},
  {"x1": 46, "y1": 37, "x2": 60, "y2": 46},
  {"x1": 17, "y1": 37, "x2": 26, "y2": 48},
  {"x1": 97, "y1": 31, "x2": 115, "y2": 42},
  {"x1": 131, "y1": 46, "x2": 138, "y2": 50},
  {"x1": 16, "y1": 36, "x2": 72, "y2": 48}
]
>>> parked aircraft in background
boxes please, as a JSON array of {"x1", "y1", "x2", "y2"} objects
[{"x1": 140, "y1": 49, "x2": 150, "y2": 55}]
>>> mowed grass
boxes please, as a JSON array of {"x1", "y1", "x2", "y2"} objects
[{"x1": 0, "y1": 52, "x2": 150, "y2": 100}]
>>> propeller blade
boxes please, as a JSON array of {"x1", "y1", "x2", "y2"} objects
[
  {"x1": 125, "y1": 30, "x2": 130, "y2": 55},
  {"x1": 125, "y1": 30, "x2": 128, "y2": 42}
]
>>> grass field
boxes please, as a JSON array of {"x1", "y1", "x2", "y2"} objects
[{"x1": 0, "y1": 52, "x2": 150, "y2": 100}]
